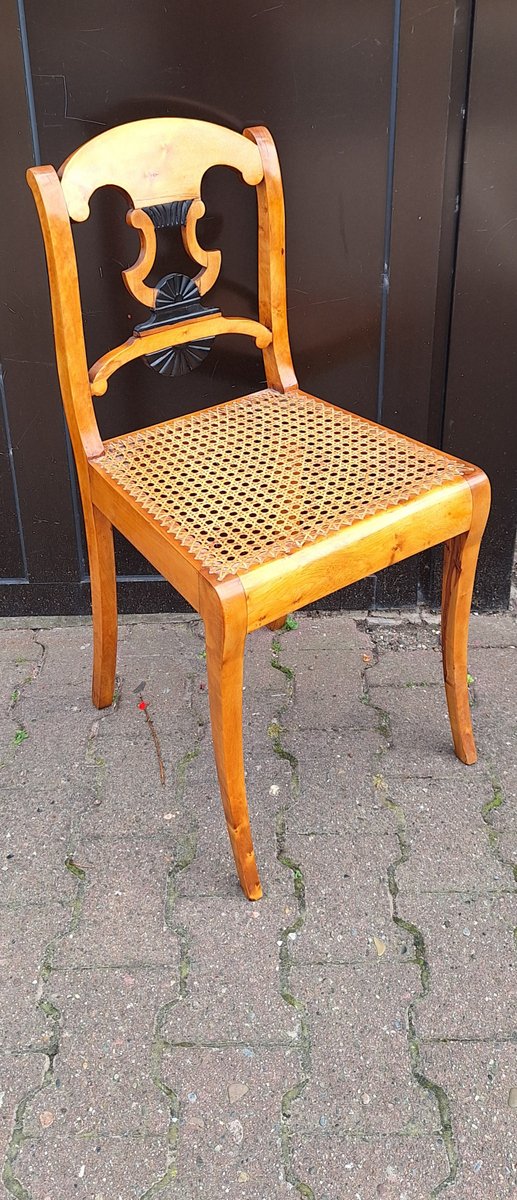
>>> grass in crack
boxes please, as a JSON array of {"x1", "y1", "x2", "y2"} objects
[
  {"x1": 481, "y1": 781, "x2": 517, "y2": 883},
  {"x1": 269, "y1": 632, "x2": 314, "y2": 1200},
  {"x1": 2, "y1": 997, "x2": 61, "y2": 1198},
  {"x1": 3, "y1": 855, "x2": 85, "y2": 1197},
  {"x1": 4, "y1": 639, "x2": 46, "y2": 766},
  {"x1": 271, "y1": 635, "x2": 295, "y2": 682},
  {"x1": 376, "y1": 778, "x2": 459, "y2": 1195},
  {"x1": 360, "y1": 658, "x2": 393, "y2": 751},
  {"x1": 140, "y1": 930, "x2": 191, "y2": 1199},
  {"x1": 141, "y1": 817, "x2": 197, "y2": 1198}
]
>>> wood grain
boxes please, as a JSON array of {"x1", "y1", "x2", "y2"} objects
[
  {"x1": 244, "y1": 126, "x2": 298, "y2": 392},
  {"x1": 28, "y1": 118, "x2": 492, "y2": 899},
  {"x1": 59, "y1": 118, "x2": 264, "y2": 220},
  {"x1": 89, "y1": 315, "x2": 273, "y2": 396},
  {"x1": 89, "y1": 504, "x2": 118, "y2": 709},
  {"x1": 441, "y1": 469, "x2": 491, "y2": 764},
  {"x1": 122, "y1": 208, "x2": 157, "y2": 308},
  {"x1": 199, "y1": 574, "x2": 262, "y2": 900},
  {"x1": 241, "y1": 478, "x2": 474, "y2": 631},
  {"x1": 183, "y1": 198, "x2": 222, "y2": 295}
]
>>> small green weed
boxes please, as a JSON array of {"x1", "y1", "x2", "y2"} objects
[
  {"x1": 13, "y1": 728, "x2": 28, "y2": 746},
  {"x1": 284, "y1": 614, "x2": 298, "y2": 631}
]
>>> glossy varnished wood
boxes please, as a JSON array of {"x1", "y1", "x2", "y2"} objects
[
  {"x1": 89, "y1": 315, "x2": 272, "y2": 396},
  {"x1": 199, "y1": 574, "x2": 262, "y2": 900},
  {"x1": 59, "y1": 118, "x2": 264, "y2": 219},
  {"x1": 244, "y1": 126, "x2": 298, "y2": 392},
  {"x1": 241, "y1": 475, "x2": 474, "y2": 632},
  {"x1": 441, "y1": 471, "x2": 491, "y2": 763},
  {"x1": 27, "y1": 117, "x2": 491, "y2": 901},
  {"x1": 89, "y1": 505, "x2": 117, "y2": 708}
]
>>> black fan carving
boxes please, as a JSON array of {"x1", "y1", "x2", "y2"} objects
[{"x1": 134, "y1": 273, "x2": 220, "y2": 377}]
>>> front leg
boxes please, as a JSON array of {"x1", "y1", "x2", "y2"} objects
[{"x1": 199, "y1": 574, "x2": 262, "y2": 900}]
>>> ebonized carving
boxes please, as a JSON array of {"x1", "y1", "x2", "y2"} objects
[
  {"x1": 123, "y1": 198, "x2": 222, "y2": 376},
  {"x1": 142, "y1": 199, "x2": 193, "y2": 228},
  {"x1": 135, "y1": 272, "x2": 220, "y2": 377}
]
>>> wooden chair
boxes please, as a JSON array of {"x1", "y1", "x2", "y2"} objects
[{"x1": 27, "y1": 118, "x2": 490, "y2": 901}]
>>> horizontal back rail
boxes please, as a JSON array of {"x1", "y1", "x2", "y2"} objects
[{"x1": 89, "y1": 317, "x2": 273, "y2": 396}]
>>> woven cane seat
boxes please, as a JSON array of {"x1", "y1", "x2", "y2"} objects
[{"x1": 97, "y1": 388, "x2": 471, "y2": 581}]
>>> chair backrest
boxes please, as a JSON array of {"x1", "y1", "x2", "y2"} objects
[{"x1": 26, "y1": 118, "x2": 297, "y2": 464}]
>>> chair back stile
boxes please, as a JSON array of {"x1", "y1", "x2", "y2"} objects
[
  {"x1": 26, "y1": 118, "x2": 298, "y2": 461},
  {"x1": 26, "y1": 165, "x2": 104, "y2": 464}
]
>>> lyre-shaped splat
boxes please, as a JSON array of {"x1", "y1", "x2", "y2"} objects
[
  {"x1": 122, "y1": 198, "x2": 221, "y2": 307},
  {"x1": 183, "y1": 199, "x2": 221, "y2": 296},
  {"x1": 120, "y1": 197, "x2": 223, "y2": 377}
]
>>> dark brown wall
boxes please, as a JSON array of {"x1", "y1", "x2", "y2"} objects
[
  {"x1": 0, "y1": 0, "x2": 514, "y2": 615},
  {"x1": 441, "y1": 0, "x2": 517, "y2": 609}
]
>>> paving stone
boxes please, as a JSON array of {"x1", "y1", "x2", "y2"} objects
[
  {"x1": 0, "y1": 906, "x2": 66, "y2": 1052},
  {"x1": 0, "y1": 629, "x2": 40, "y2": 664},
  {"x1": 287, "y1": 832, "x2": 408, "y2": 964},
  {"x1": 468, "y1": 647, "x2": 517, "y2": 771},
  {"x1": 367, "y1": 647, "x2": 443, "y2": 687},
  {"x1": 292, "y1": 1130, "x2": 447, "y2": 1199},
  {"x1": 175, "y1": 738, "x2": 289, "y2": 900},
  {"x1": 161, "y1": 1044, "x2": 295, "y2": 1195},
  {"x1": 0, "y1": 1051, "x2": 45, "y2": 1164},
  {"x1": 23, "y1": 969, "x2": 176, "y2": 1137},
  {"x1": 74, "y1": 707, "x2": 201, "y2": 842},
  {"x1": 118, "y1": 618, "x2": 201, "y2": 662},
  {"x1": 365, "y1": 683, "x2": 482, "y2": 777},
  {"x1": 284, "y1": 612, "x2": 371, "y2": 654},
  {"x1": 0, "y1": 786, "x2": 75, "y2": 905},
  {"x1": 421, "y1": 1039, "x2": 517, "y2": 1198},
  {"x1": 15, "y1": 1132, "x2": 169, "y2": 1199},
  {"x1": 291, "y1": 646, "x2": 379, "y2": 731},
  {"x1": 279, "y1": 617, "x2": 375, "y2": 733},
  {"x1": 291, "y1": 962, "x2": 436, "y2": 1134},
  {"x1": 54, "y1": 839, "x2": 180, "y2": 968},
  {"x1": 288, "y1": 728, "x2": 390, "y2": 834},
  {"x1": 0, "y1": 636, "x2": 42, "y2": 716},
  {"x1": 23, "y1": 627, "x2": 92, "y2": 692},
  {"x1": 395, "y1": 892, "x2": 516, "y2": 1040},
  {"x1": 244, "y1": 626, "x2": 291, "y2": 699},
  {"x1": 377, "y1": 775, "x2": 510, "y2": 893},
  {"x1": 0, "y1": 614, "x2": 514, "y2": 1198},
  {"x1": 499, "y1": 829, "x2": 517, "y2": 874},
  {"x1": 75, "y1": 752, "x2": 186, "y2": 842},
  {"x1": 163, "y1": 897, "x2": 298, "y2": 1044},
  {"x1": 483, "y1": 778, "x2": 517, "y2": 833},
  {"x1": 1, "y1": 704, "x2": 94, "y2": 797},
  {"x1": 469, "y1": 611, "x2": 517, "y2": 648}
]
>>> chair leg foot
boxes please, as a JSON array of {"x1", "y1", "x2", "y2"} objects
[
  {"x1": 268, "y1": 615, "x2": 287, "y2": 631},
  {"x1": 200, "y1": 576, "x2": 262, "y2": 900},
  {"x1": 441, "y1": 473, "x2": 490, "y2": 764},
  {"x1": 88, "y1": 504, "x2": 118, "y2": 710}
]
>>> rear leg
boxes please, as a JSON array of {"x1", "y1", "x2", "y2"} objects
[{"x1": 441, "y1": 473, "x2": 490, "y2": 763}]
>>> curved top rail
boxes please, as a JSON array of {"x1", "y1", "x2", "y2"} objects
[{"x1": 59, "y1": 118, "x2": 264, "y2": 221}]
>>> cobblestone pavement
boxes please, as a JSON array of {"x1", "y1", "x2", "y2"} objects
[{"x1": 0, "y1": 608, "x2": 516, "y2": 1199}]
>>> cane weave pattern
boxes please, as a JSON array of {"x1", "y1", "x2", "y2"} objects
[{"x1": 97, "y1": 389, "x2": 471, "y2": 580}]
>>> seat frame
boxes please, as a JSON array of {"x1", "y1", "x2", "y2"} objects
[{"x1": 27, "y1": 118, "x2": 490, "y2": 901}]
